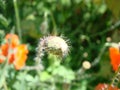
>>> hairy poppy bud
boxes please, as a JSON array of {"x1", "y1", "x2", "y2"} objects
[
  {"x1": 35, "y1": 35, "x2": 69, "y2": 62},
  {"x1": 44, "y1": 36, "x2": 69, "y2": 57}
]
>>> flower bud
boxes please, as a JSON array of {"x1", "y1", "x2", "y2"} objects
[{"x1": 36, "y1": 35, "x2": 69, "y2": 61}]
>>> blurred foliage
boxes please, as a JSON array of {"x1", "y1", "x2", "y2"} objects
[
  {"x1": 0, "y1": 0, "x2": 120, "y2": 90},
  {"x1": 105, "y1": 0, "x2": 120, "y2": 20}
]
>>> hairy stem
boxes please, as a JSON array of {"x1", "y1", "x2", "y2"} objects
[{"x1": 111, "y1": 66, "x2": 120, "y2": 87}]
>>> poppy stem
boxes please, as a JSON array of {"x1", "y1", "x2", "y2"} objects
[
  {"x1": 3, "y1": 80, "x2": 8, "y2": 90},
  {"x1": 91, "y1": 20, "x2": 120, "y2": 37},
  {"x1": 21, "y1": 65, "x2": 43, "y2": 71},
  {"x1": 50, "y1": 12, "x2": 57, "y2": 35},
  {"x1": 111, "y1": 65, "x2": 120, "y2": 87},
  {"x1": 13, "y1": 0, "x2": 22, "y2": 41},
  {"x1": 0, "y1": 58, "x2": 9, "y2": 89},
  {"x1": 91, "y1": 43, "x2": 108, "y2": 66}
]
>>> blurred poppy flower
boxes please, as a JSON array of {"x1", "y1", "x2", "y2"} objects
[
  {"x1": 0, "y1": 50, "x2": 5, "y2": 63},
  {"x1": 0, "y1": 33, "x2": 28, "y2": 70},
  {"x1": 109, "y1": 46, "x2": 120, "y2": 71},
  {"x1": 0, "y1": 43, "x2": 16, "y2": 64},
  {"x1": 1, "y1": 33, "x2": 19, "y2": 56},
  {"x1": 14, "y1": 44, "x2": 29, "y2": 70},
  {"x1": 5, "y1": 33, "x2": 19, "y2": 48},
  {"x1": 95, "y1": 83, "x2": 119, "y2": 90},
  {"x1": 1, "y1": 43, "x2": 9, "y2": 56},
  {"x1": 0, "y1": 59, "x2": 4, "y2": 63}
]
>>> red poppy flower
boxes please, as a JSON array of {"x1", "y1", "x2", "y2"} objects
[
  {"x1": 109, "y1": 46, "x2": 120, "y2": 71},
  {"x1": 95, "y1": 83, "x2": 119, "y2": 90}
]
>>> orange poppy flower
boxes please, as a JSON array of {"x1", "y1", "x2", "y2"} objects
[
  {"x1": 0, "y1": 50, "x2": 5, "y2": 63},
  {"x1": 1, "y1": 33, "x2": 19, "y2": 56},
  {"x1": 9, "y1": 53, "x2": 15, "y2": 64},
  {"x1": 0, "y1": 33, "x2": 19, "y2": 64},
  {"x1": 1, "y1": 44, "x2": 9, "y2": 56},
  {"x1": 0, "y1": 33, "x2": 29, "y2": 70},
  {"x1": 1, "y1": 44, "x2": 16, "y2": 64},
  {"x1": 13, "y1": 44, "x2": 29, "y2": 70},
  {"x1": 5, "y1": 33, "x2": 19, "y2": 48},
  {"x1": 109, "y1": 47, "x2": 120, "y2": 71},
  {"x1": 95, "y1": 83, "x2": 119, "y2": 90},
  {"x1": 0, "y1": 59, "x2": 4, "y2": 63},
  {"x1": 0, "y1": 45, "x2": 7, "y2": 63}
]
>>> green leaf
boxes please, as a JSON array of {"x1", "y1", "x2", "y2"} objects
[
  {"x1": 25, "y1": 74, "x2": 34, "y2": 82},
  {"x1": 0, "y1": 0, "x2": 6, "y2": 10},
  {"x1": 105, "y1": 0, "x2": 120, "y2": 19},
  {"x1": 40, "y1": 71, "x2": 51, "y2": 81},
  {"x1": 52, "y1": 66, "x2": 75, "y2": 83},
  {"x1": 0, "y1": 14, "x2": 9, "y2": 27},
  {"x1": 98, "y1": 4, "x2": 107, "y2": 14},
  {"x1": 60, "y1": 0, "x2": 71, "y2": 7}
]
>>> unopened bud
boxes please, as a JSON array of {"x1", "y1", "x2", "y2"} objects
[{"x1": 82, "y1": 61, "x2": 91, "y2": 69}]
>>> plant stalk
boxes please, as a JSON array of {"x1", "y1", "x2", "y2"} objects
[{"x1": 13, "y1": 0, "x2": 22, "y2": 41}]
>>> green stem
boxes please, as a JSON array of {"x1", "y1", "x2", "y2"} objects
[
  {"x1": 3, "y1": 80, "x2": 8, "y2": 90},
  {"x1": 13, "y1": 0, "x2": 22, "y2": 41},
  {"x1": 50, "y1": 12, "x2": 57, "y2": 35},
  {"x1": 0, "y1": 58, "x2": 9, "y2": 89},
  {"x1": 111, "y1": 66, "x2": 120, "y2": 87},
  {"x1": 0, "y1": 39, "x2": 15, "y2": 89},
  {"x1": 91, "y1": 20, "x2": 120, "y2": 37},
  {"x1": 51, "y1": 78, "x2": 56, "y2": 90},
  {"x1": 91, "y1": 43, "x2": 109, "y2": 66}
]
